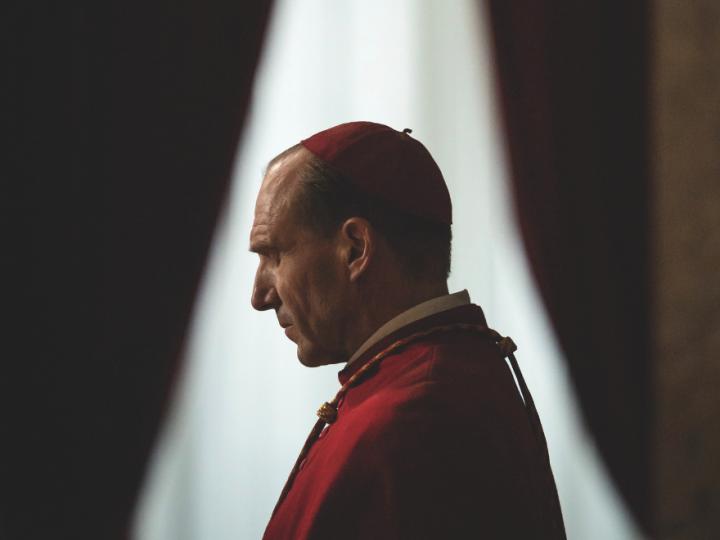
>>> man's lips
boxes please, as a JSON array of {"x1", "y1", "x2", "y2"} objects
[{"x1": 278, "y1": 320, "x2": 293, "y2": 335}]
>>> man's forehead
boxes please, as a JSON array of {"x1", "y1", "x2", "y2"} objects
[
  {"x1": 249, "y1": 204, "x2": 281, "y2": 252},
  {"x1": 250, "y1": 147, "x2": 310, "y2": 245},
  {"x1": 266, "y1": 146, "x2": 310, "y2": 183},
  {"x1": 258, "y1": 147, "x2": 309, "y2": 206}
]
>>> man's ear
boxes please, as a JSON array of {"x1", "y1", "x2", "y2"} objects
[{"x1": 340, "y1": 217, "x2": 373, "y2": 282}]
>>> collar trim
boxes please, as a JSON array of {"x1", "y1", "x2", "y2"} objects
[{"x1": 346, "y1": 290, "x2": 471, "y2": 367}]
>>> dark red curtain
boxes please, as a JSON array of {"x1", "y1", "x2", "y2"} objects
[
  {"x1": 486, "y1": 2, "x2": 651, "y2": 533},
  {"x1": 4, "y1": 1, "x2": 273, "y2": 538}
]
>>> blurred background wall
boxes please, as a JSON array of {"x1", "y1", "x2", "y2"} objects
[{"x1": 653, "y1": 1, "x2": 720, "y2": 537}]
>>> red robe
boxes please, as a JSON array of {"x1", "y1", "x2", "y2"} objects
[{"x1": 263, "y1": 304, "x2": 566, "y2": 539}]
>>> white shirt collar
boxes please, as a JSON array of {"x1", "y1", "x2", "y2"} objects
[{"x1": 346, "y1": 289, "x2": 471, "y2": 366}]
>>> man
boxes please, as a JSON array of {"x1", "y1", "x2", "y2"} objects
[{"x1": 250, "y1": 121, "x2": 566, "y2": 539}]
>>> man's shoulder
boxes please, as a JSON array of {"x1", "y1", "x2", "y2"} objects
[
  {"x1": 349, "y1": 333, "x2": 524, "y2": 429},
  {"x1": 380, "y1": 328, "x2": 508, "y2": 392}
]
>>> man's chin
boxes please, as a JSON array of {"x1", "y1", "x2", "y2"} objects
[{"x1": 296, "y1": 342, "x2": 344, "y2": 368}]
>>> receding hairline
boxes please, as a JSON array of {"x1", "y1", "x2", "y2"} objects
[
  {"x1": 258, "y1": 144, "x2": 317, "y2": 229},
  {"x1": 264, "y1": 142, "x2": 306, "y2": 177}
]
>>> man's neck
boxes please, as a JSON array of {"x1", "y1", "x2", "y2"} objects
[
  {"x1": 343, "y1": 280, "x2": 449, "y2": 360},
  {"x1": 345, "y1": 288, "x2": 470, "y2": 367}
]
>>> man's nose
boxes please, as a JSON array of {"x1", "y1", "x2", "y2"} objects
[{"x1": 251, "y1": 272, "x2": 279, "y2": 312}]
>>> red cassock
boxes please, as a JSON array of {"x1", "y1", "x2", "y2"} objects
[{"x1": 263, "y1": 304, "x2": 566, "y2": 539}]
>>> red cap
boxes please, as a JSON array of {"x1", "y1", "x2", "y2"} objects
[{"x1": 300, "y1": 121, "x2": 452, "y2": 224}]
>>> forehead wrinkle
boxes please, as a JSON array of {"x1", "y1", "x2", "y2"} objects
[
  {"x1": 250, "y1": 187, "x2": 297, "y2": 252},
  {"x1": 265, "y1": 173, "x2": 305, "y2": 223}
]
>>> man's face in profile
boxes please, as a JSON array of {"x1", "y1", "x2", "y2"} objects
[{"x1": 249, "y1": 149, "x2": 349, "y2": 366}]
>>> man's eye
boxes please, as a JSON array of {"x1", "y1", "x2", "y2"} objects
[{"x1": 260, "y1": 250, "x2": 280, "y2": 265}]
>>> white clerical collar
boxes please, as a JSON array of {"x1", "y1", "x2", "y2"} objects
[{"x1": 346, "y1": 290, "x2": 471, "y2": 366}]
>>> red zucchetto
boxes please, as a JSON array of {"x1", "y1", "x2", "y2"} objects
[{"x1": 300, "y1": 121, "x2": 452, "y2": 225}]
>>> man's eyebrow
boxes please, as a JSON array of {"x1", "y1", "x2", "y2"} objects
[{"x1": 249, "y1": 241, "x2": 273, "y2": 254}]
